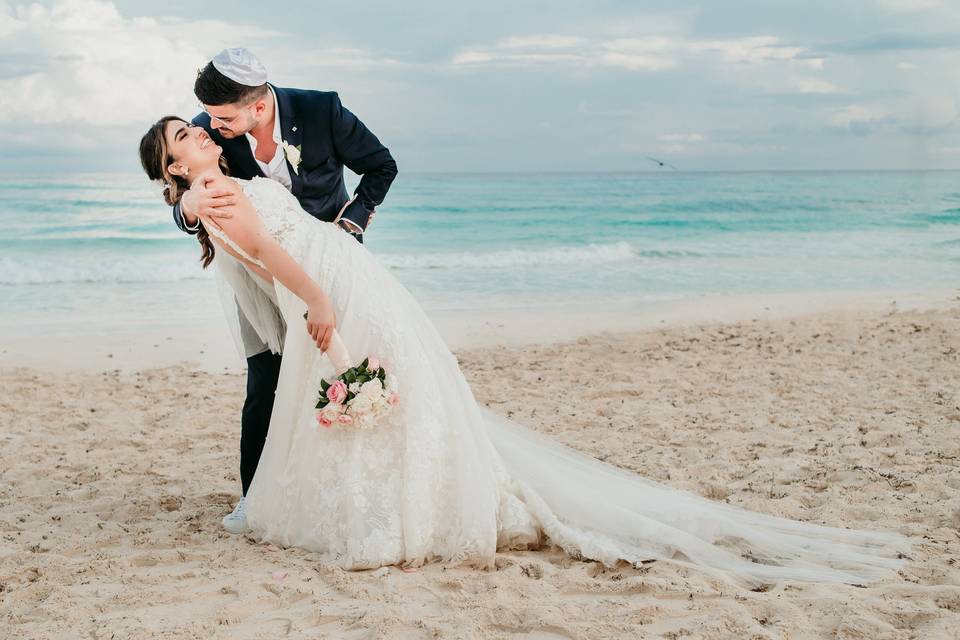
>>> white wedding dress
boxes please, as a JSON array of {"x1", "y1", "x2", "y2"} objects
[{"x1": 208, "y1": 176, "x2": 909, "y2": 586}]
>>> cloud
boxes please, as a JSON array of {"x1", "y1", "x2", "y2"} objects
[
  {"x1": 613, "y1": 126, "x2": 789, "y2": 159},
  {"x1": 790, "y1": 77, "x2": 842, "y2": 94},
  {"x1": 895, "y1": 95, "x2": 958, "y2": 133},
  {"x1": 659, "y1": 132, "x2": 705, "y2": 143},
  {"x1": 499, "y1": 35, "x2": 587, "y2": 50},
  {"x1": 1, "y1": 0, "x2": 958, "y2": 171},
  {"x1": 450, "y1": 31, "x2": 830, "y2": 77},
  {"x1": 452, "y1": 34, "x2": 676, "y2": 71},
  {"x1": 0, "y1": 52, "x2": 47, "y2": 79},
  {"x1": 655, "y1": 132, "x2": 705, "y2": 155},
  {"x1": 822, "y1": 31, "x2": 960, "y2": 54},
  {"x1": 685, "y1": 36, "x2": 806, "y2": 65},
  {"x1": 271, "y1": 47, "x2": 407, "y2": 73},
  {"x1": 0, "y1": 0, "x2": 286, "y2": 128},
  {"x1": 828, "y1": 96, "x2": 957, "y2": 135},
  {"x1": 830, "y1": 104, "x2": 892, "y2": 133},
  {"x1": 875, "y1": 0, "x2": 946, "y2": 11}
]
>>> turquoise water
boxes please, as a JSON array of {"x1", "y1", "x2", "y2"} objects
[{"x1": 1, "y1": 171, "x2": 958, "y2": 332}]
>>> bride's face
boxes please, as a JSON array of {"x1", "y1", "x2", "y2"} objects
[{"x1": 164, "y1": 120, "x2": 222, "y2": 178}]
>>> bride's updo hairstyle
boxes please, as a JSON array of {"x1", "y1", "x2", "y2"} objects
[{"x1": 139, "y1": 115, "x2": 228, "y2": 268}]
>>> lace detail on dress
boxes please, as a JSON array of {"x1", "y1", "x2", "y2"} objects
[
  {"x1": 232, "y1": 175, "x2": 909, "y2": 585},
  {"x1": 234, "y1": 177, "x2": 305, "y2": 252},
  {"x1": 205, "y1": 177, "x2": 315, "y2": 270}
]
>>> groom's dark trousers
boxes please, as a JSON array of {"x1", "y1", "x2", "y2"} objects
[
  {"x1": 240, "y1": 350, "x2": 283, "y2": 495},
  {"x1": 172, "y1": 86, "x2": 397, "y2": 495}
]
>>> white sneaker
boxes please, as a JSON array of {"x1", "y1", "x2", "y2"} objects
[{"x1": 222, "y1": 496, "x2": 249, "y2": 534}]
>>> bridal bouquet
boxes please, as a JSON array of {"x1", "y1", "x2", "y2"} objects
[{"x1": 314, "y1": 357, "x2": 400, "y2": 431}]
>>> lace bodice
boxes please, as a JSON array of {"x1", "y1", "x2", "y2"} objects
[{"x1": 205, "y1": 176, "x2": 315, "y2": 269}]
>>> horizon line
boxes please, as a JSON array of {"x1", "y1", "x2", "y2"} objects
[{"x1": 2, "y1": 168, "x2": 960, "y2": 179}]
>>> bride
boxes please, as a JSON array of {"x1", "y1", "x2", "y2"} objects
[{"x1": 139, "y1": 115, "x2": 909, "y2": 587}]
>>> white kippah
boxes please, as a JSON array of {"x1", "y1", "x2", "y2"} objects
[{"x1": 211, "y1": 48, "x2": 268, "y2": 87}]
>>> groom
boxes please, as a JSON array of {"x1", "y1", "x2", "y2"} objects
[{"x1": 173, "y1": 48, "x2": 397, "y2": 533}]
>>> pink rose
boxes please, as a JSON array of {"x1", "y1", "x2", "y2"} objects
[
  {"x1": 387, "y1": 393, "x2": 400, "y2": 406},
  {"x1": 337, "y1": 413, "x2": 354, "y2": 425},
  {"x1": 316, "y1": 411, "x2": 333, "y2": 428},
  {"x1": 367, "y1": 356, "x2": 380, "y2": 371},
  {"x1": 326, "y1": 380, "x2": 348, "y2": 404}
]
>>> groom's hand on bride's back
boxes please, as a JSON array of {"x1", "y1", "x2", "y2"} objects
[{"x1": 181, "y1": 176, "x2": 238, "y2": 227}]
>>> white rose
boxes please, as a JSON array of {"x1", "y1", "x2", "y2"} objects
[
  {"x1": 359, "y1": 378, "x2": 383, "y2": 399},
  {"x1": 358, "y1": 412, "x2": 379, "y2": 430},
  {"x1": 384, "y1": 374, "x2": 398, "y2": 392},
  {"x1": 348, "y1": 381, "x2": 361, "y2": 394},
  {"x1": 372, "y1": 397, "x2": 390, "y2": 417},
  {"x1": 349, "y1": 394, "x2": 374, "y2": 417},
  {"x1": 320, "y1": 403, "x2": 343, "y2": 422}
]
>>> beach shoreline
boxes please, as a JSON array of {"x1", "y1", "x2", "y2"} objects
[
  {"x1": 2, "y1": 295, "x2": 959, "y2": 638},
  {"x1": 2, "y1": 287, "x2": 955, "y2": 373}
]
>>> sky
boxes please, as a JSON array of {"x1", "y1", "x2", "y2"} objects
[{"x1": 1, "y1": 0, "x2": 959, "y2": 173}]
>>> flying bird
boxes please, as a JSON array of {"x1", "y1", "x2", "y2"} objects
[{"x1": 646, "y1": 156, "x2": 678, "y2": 170}]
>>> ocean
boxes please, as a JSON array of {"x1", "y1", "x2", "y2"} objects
[{"x1": 1, "y1": 171, "x2": 958, "y2": 340}]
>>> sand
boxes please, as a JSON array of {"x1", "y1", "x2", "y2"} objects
[{"x1": 2, "y1": 299, "x2": 960, "y2": 639}]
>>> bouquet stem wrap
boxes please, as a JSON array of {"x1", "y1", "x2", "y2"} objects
[{"x1": 326, "y1": 329, "x2": 353, "y2": 374}]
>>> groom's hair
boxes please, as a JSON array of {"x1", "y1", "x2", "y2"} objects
[{"x1": 194, "y1": 62, "x2": 269, "y2": 106}]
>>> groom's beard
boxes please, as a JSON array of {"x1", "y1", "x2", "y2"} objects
[{"x1": 217, "y1": 127, "x2": 242, "y2": 139}]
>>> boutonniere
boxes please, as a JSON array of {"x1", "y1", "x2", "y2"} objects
[{"x1": 281, "y1": 140, "x2": 302, "y2": 174}]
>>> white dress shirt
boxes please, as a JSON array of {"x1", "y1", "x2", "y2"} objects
[{"x1": 246, "y1": 86, "x2": 293, "y2": 191}]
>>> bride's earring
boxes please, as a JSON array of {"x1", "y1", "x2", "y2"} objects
[{"x1": 183, "y1": 166, "x2": 189, "y2": 177}]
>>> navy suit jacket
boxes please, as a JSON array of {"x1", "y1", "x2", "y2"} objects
[{"x1": 173, "y1": 85, "x2": 397, "y2": 242}]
